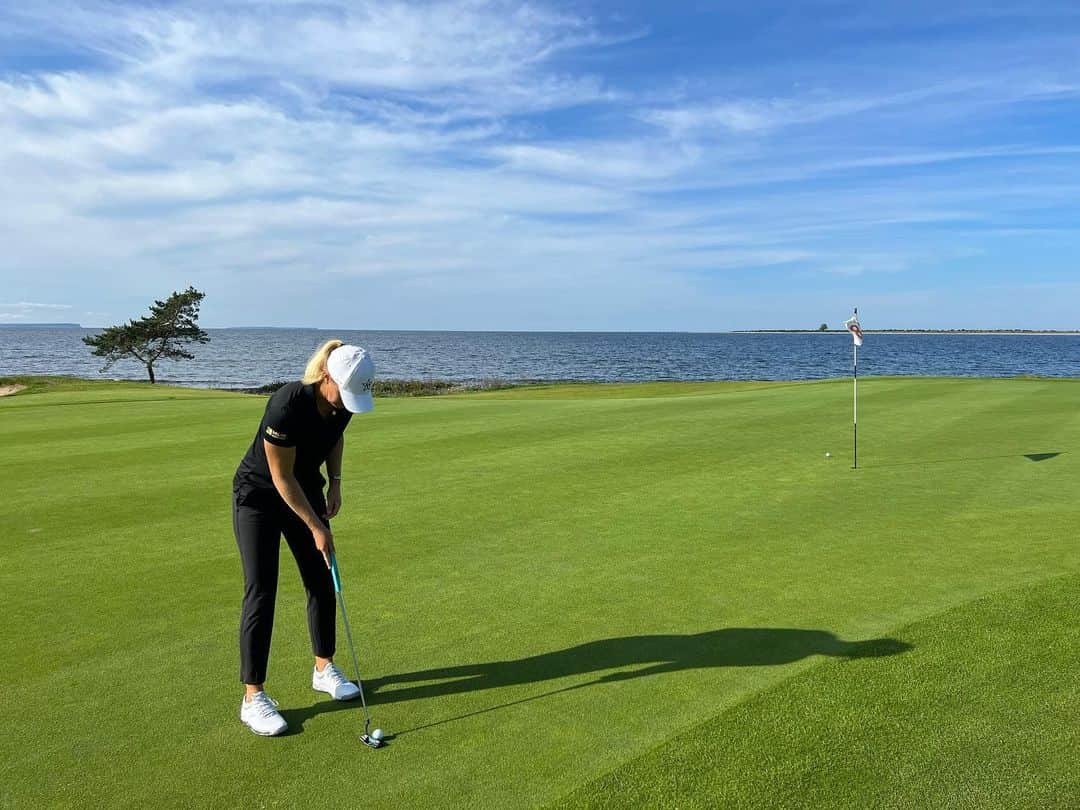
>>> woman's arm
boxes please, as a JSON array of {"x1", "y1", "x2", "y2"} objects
[
  {"x1": 325, "y1": 435, "x2": 344, "y2": 519},
  {"x1": 265, "y1": 440, "x2": 335, "y2": 566}
]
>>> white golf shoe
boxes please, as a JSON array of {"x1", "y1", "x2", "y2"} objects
[
  {"x1": 312, "y1": 662, "x2": 361, "y2": 701},
  {"x1": 240, "y1": 692, "x2": 288, "y2": 737}
]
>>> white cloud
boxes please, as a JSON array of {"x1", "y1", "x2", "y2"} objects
[
  {"x1": 640, "y1": 74, "x2": 1080, "y2": 138},
  {"x1": 490, "y1": 141, "x2": 699, "y2": 183},
  {"x1": 4, "y1": 1, "x2": 624, "y2": 115},
  {"x1": 0, "y1": 302, "x2": 74, "y2": 322}
]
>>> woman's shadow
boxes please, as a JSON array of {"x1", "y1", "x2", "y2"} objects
[
  {"x1": 369, "y1": 628, "x2": 910, "y2": 704},
  {"x1": 281, "y1": 628, "x2": 910, "y2": 734}
]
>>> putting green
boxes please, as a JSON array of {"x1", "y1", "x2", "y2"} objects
[{"x1": 1, "y1": 376, "x2": 1077, "y2": 808}]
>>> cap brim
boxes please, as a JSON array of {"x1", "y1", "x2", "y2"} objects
[{"x1": 340, "y1": 388, "x2": 374, "y2": 414}]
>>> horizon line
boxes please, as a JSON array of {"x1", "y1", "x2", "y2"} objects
[{"x1": 3, "y1": 324, "x2": 1079, "y2": 334}]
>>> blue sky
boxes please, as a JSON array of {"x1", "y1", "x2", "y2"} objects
[{"x1": 1, "y1": 0, "x2": 1078, "y2": 330}]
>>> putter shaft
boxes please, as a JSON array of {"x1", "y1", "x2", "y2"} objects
[{"x1": 335, "y1": 587, "x2": 373, "y2": 732}]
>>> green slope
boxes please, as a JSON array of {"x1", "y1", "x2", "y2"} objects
[{"x1": 0, "y1": 376, "x2": 1077, "y2": 808}]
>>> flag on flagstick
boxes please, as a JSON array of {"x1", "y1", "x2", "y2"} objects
[{"x1": 844, "y1": 312, "x2": 864, "y2": 346}]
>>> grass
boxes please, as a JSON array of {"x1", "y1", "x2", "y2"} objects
[
  {"x1": 1, "y1": 375, "x2": 1077, "y2": 808},
  {"x1": 565, "y1": 574, "x2": 1079, "y2": 808}
]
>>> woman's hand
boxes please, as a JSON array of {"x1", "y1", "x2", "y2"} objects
[
  {"x1": 326, "y1": 481, "x2": 342, "y2": 520},
  {"x1": 312, "y1": 523, "x2": 336, "y2": 569}
]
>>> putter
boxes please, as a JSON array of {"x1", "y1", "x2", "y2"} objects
[{"x1": 329, "y1": 552, "x2": 384, "y2": 749}]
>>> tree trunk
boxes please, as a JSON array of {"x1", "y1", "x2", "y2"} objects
[{"x1": 147, "y1": 364, "x2": 156, "y2": 384}]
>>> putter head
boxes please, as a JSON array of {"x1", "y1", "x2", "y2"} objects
[{"x1": 360, "y1": 733, "x2": 383, "y2": 749}]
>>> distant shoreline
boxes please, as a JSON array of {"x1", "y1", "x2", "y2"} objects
[
  {"x1": 2, "y1": 324, "x2": 1078, "y2": 335},
  {"x1": 0, "y1": 323, "x2": 82, "y2": 328},
  {"x1": 739, "y1": 330, "x2": 1080, "y2": 336}
]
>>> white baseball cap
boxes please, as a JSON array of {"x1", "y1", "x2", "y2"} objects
[{"x1": 327, "y1": 344, "x2": 375, "y2": 413}]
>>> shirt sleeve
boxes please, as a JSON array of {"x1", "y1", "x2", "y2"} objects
[{"x1": 262, "y1": 389, "x2": 299, "y2": 448}]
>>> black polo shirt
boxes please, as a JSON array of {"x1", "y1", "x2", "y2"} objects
[{"x1": 234, "y1": 381, "x2": 352, "y2": 500}]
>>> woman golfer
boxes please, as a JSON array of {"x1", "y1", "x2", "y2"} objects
[{"x1": 232, "y1": 340, "x2": 374, "y2": 736}]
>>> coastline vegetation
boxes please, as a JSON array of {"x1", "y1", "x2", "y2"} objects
[
  {"x1": 0, "y1": 375, "x2": 531, "y2": 397},
  {"x1": 234, "y1": 377, "x2": 530, "y2": 396}
]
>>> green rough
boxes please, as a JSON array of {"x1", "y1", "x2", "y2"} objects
[{"x1": 1, "y1": 376, "x2": 1077, "y2": 809}]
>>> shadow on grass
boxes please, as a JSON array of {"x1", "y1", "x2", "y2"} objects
[
  {"x1": 371, "y1": 628, "x2": 910, "y2": 704},
  {"x1": 278, "y1": 698, "x2": 361, "y2": 736},
  {"x1": 863, "y1": 451, "x2": 1064, "y2": 469},
  {"x1": 279, "y1": 628, "x2": 910, "y2": 735}
]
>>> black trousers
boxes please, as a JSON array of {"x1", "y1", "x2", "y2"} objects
[{"x1": 233, "y1": 486, "x2": 336, "y2": 685}]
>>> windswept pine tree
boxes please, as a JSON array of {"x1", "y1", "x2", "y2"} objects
[{"x1": 83, "y1": 287, "x2": 210, "y2": 383}]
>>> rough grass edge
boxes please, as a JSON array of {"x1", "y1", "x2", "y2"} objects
[
  {"x1": 230, "y1": 378, "x2": 544, "y2": 397},
  {"x1": 0, "y1": 375, "x2": 541, "y2": 398}
]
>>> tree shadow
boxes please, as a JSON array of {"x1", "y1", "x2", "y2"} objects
[
  {"x1": 1025, "y1": 452, "x2": 1061, "y2": 462},
  {"x1": 368, "y1": 628, "x2": 911, "y2": 706}
]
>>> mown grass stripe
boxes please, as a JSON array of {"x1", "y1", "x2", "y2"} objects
[{"x1": 557, "y1": 574, "x2": 1079, "y2": 809}]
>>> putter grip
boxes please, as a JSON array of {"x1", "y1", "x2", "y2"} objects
[{"x1": 330, "y1": 553, "x2": 342, "y2": 593}]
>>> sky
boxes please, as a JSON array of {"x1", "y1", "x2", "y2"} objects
[{"x1": 1, "y1": 0, "x2": 1078, "y2": 331}]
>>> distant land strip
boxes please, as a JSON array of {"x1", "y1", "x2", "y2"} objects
[
  {"x1": 739, "y1": 329, "x2": 1080, "y2": 335},
  {"x1": 0, "y1": 323, "x2": 82, "y2": 328},
  {"x1": 1, "y1": 324, "x2": 1077, "y2": 335}
]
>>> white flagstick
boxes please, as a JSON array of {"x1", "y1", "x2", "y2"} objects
[
  {"x1": 843, "y1": 307, "x2": 861, "y2": 470},
  {"x1": 853, "y1": 317, "x2": 858, "y2": 470}
]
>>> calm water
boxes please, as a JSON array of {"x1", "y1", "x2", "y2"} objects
[{"x1": 1, "y1": 327, "x2": 1077, "y2": 387}]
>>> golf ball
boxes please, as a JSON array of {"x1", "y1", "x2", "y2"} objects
[
  {"x1": 825, "y1": 452, "x2": 831, "y2": 458},
  {"x1": 371, "y1": 728, "x2": 384, "y2": 741}
]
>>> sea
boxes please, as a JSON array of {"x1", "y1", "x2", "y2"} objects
[{"x1": 1, "y1": 327, "x2": 1078, "y2": 388}]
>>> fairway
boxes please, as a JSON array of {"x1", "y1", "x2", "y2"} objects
[{"x1": 1, "y1": 376, "x2": 1077, "y2": 808}]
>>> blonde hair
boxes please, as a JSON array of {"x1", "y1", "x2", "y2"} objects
[{"x1": 302, "y1": 339, "x2": 344, "y2": 384}]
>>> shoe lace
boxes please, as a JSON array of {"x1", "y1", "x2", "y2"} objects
[
  {"x1": 250, "y1": 692, "x2": 280, "y2": 719},
  {"x1": 321, "y1": 663, "x2": 349, "y2": 687}
]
